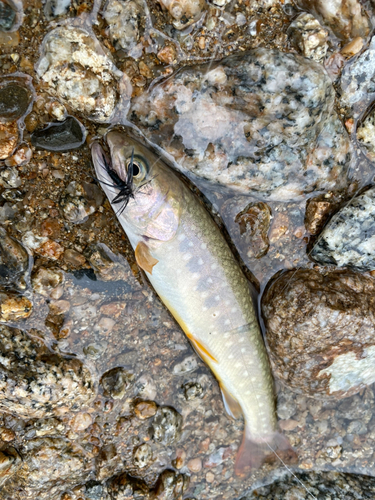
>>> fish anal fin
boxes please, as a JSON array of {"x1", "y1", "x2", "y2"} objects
[
  {"x1": 135, "y1": 241, "x2": 159, "y2": 274},
  {"x1": 185, "y1": 331, "x2": 218, "y2": 363},
  {"x1": 220, "y1": 384, "x2": 242, "y2": 420},
  {"x1": 235, "y1": 428, "x2": 298, "y2": 477}
]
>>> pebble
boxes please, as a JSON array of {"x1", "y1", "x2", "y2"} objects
[
  {"x1": 103, "y1": 0, "x2": 145, "y2": 56},
  {"x1": 31, "y1": 267, "x2": 64, "y2": 297},
  {"x1": 0, "y1": 324, "x2": 94, "y2": 418},
  {"x1": 152, "y1": 406, "x2": 182, "y2": 445},
  {"x1": 70, "y1": 412, "x2": 93, "y2": 432},
  {"x1": 0, "y1": 446, "x2": 21, "y2": 487},
  {"x1": 183, "y1": 381, "x2": 204, "y2": 400},
  {"x1": 304, "y1": 193, "x2": 340, "y2": 235},
  {"x1": 287, "y1": 12, "x2": 329, "y2": 62},
  {"x1": 0, "y1": 292, "x2": 32, "y2": 321},
  {"x1": 131, "y1": 49, "x2": 350, "y2": 201},
  {"x1": 0, "y1": 121, "x2": 18, "y2": 160},
  {"x1": 0, "y1": 427, "x2": 15, "y2": 442},
  {"x1": 311, "y1": 186, "x2": 375, "y2": 271},
  {"x1": 36, "y1": 26, "x2": 127, "y2": 122},
  {"x1": 158, "y1": 0, "x2": 206, "y2": 30},
  {"x1": 0, "y1": 226, "x2": 29, "y2": 289},
  {"x1": 295, "y1": 0, "x2": 371, "y2": 42},
  {"x1": 262, "y1": 268, "x2": 375, "y2": 398},
  {"x1": 234, "y1": 201, "x2": 271, "y2": 259},
  {"x1": 357, "y1": 110, "x2": 375, "y2": 160},
  {"x1": 0, "y1": 0, "x2": 16, "y2": 31},
  {"x1": 187, "y1": 457, "x2": 202, "y2": 473},
  {"x1": 85, "y1": 243, "x2": 129, "y2": 281},
  {"x1": 0, "y1": 82, "x2": 32, "y2": 120},
  {"x1": 341, "y1": 35, "x2": 375, "y2": 108},
  {"x1": 173, "y1": 355, "x2": 198, "y2": 374},
  {"x1": 44, "y1": 0, "x2": 71, "y2": 20},
  {"x1": 60, "y1": 181, "x2": 103, "y2": 223},
  {"x1": 134, "y1": 400, "x2": 158, "y2": 419},
  {"x1": 133, "y1": 443, "x2": 153, "y2": 468},
  {"x1": 100, "y1": 367, "x2": 133, "y2": 400},
  {"x1": 5, "y1": 143, "x2": 32, "y2": 166},
  {"x1": 31, "y1": 117, "x2": 86, "y2": 152}
]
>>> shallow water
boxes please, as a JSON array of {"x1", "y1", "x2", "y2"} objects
[{"x1": 1, "y1": 0, "x2": 375, "y2": 499}]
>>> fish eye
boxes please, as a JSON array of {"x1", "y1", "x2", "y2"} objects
[{"x1": 126, "y1": 155, "x2": 148, "y2": 182}]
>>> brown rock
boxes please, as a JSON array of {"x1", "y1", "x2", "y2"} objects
[
  {"x1": 0, "y1": 293, "x2": 32, "y2": 322},
  {"x1": 234, "y1": 201, "x2": 271, "y2": 258},
  {"x1": 262, "y1": 268, "x2": 375, "y2": 399},
  {"x1": 64, "y1": 249, "x2": 87, "y2": 267},
  {"x1": 305, "y1": 194, "x2": 339, "y2": 235},
  {"x1": 187, "y1": 457, "x2": 202, "y2": 473},
  {"x1": 134, "y1": 400, "x2": 157, "y2": 419},
  {"x1": 0, "y1": 428, "x2": 15, "y2": 442},
  {"x1": 157, "y1": 45, "x2": 177, "y2": 64},
  {"x1": 70, "y1": 412, "x2": 93, "y2": 432},
  {"x1": 38, "y1": 240, "x2": 64, "y2": 260},
  {"x1": 0, "y1": 122, "x2": 18, "y2": 160}
]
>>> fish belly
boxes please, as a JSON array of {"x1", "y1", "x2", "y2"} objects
[{"x1": 148, "y1": 201, "x2": 277, "y2": 440}]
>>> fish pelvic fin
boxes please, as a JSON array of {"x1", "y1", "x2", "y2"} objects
[
  {"x1": 235, "y1": 428, "x2": 297, "y2": 477},
  {"x1": 220, "y1": 384, "x2": 242, "y2": 420},
  {"x1": 185, "y1": 331, "x2": 218, "y2": 363},
  {"x1": 135, "y1": 241, "x2": 159, "y2": 274}
]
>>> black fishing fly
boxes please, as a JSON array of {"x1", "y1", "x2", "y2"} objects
[{"x1": 98, "y1": 148, "x2": 135, "y2": 216}]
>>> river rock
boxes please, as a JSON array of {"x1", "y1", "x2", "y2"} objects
[
  {"x1": 341, "y1": 35, "x2": 375, "y2": 110},
  {"x1": 36, "y1": 26, "x2": 129, "y2": 122},
  {"x1": 310, "y1": 186, "x2": 375, "y2": 271},
  {"x1": 60, "y1": 181, "x2": 103, "y2": 223},
  {"x1": 262, "y1": 268, "x2": 375, "y2": 399},
  {"x1": 44, "y1": 0, "x2": 71, "y2": 19},
  {"x1": 151, "y1": 406, "x2": 182, "y2": 445},
  {"x1": 245, "y1": 470, "x2": 375, "y2": 499},
  {"x1": 0, "y1": 324, "x2": 94, "y2": 418},
  {"x1": 287, "y1": 12, "x2": 329, "y2": 62},
  {"x1": 100, "y1": 367, "x2": 133, "y2": 400},
  {"x1": 0, "y1": 226, "x2": 29, "y2": 290},
  {"x1": 31, "y1": 116, "x2": 86, "y2": 151},
  {"x1": 295, "y1": 0, "x2": 371, "y2": 42},
  {"x1": 103, "y1": 0, "x2": 146, "y2": 57},
  {"x1": 0, "y1": 121, "x2": 18, "y2": 160},
  {"x1": 0, "y1": 81, "x2": 32, "y2": 121},
  {"x1": 131, "y1": 49, "x2": 351, "y2": 201},
  {"x1": 158, "y1": 0, "x2": 206, "y2": 30},
  {"x1": 357, "y1": 108, "x2": 375, "y2": 160}
]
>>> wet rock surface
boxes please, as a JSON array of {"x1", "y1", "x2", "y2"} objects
[
  {"x1": 262, "y1": 268, "x2": 375, "y2": 398},
  {"x1": 311, "y1": 186, "x2": 375, "y2": 271},
  {"x1": 0, "y1": 226, "x2": 29, "y2": 289},
  {"x1": 0, "y1": 324, "x2": 94, "y2": 418},
  {"x1": 0, "y1": 82, "x2": 31, "y2": 121},
  {"x1": 131, "y1": 49, "x2": 351, "y2": 201},
  {"x1": 245, "y1": 470, "x2": 375, "y2": 499},
  {"x1": 31, "y1": 116, "x2": 86, "y2": 151}
]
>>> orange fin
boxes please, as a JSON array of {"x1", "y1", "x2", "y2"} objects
[
  {"x1": 135, "y1": 241, "x2": 159, "y2": 274},
  {"x1": 220, "y1": 384, "x2": 242, "y2": 419},
  {"x1": 235, "y1": 428, "x2": 297, "y2": 477},
  {"x1": 185, "y1": 332, "x2": 218, "y2": 363}
]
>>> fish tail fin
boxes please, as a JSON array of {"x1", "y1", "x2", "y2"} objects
[{"x1": 235, "y1": 427, "x2": 297, "y2": 477}]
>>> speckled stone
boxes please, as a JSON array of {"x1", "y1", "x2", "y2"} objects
[
  {"x1": 36, "y1": 26, "x2": 130, "y2": 122},
  {"x1": 262, "y1": 268, "x2": 375, "y2": 399},
  {"x1": 103, "y1": 0, "x2": 145, "y2": 57},
  {"x1": 31, "y1": 117, "x2": 86, "y2": 152},
  {"x1": 245, "y1": 470, "x2": 375, "y2": 499},
  {"x1": 0, "y1": 324, "x2": 94, "y2": 418},
  {"x1": 357, "y1": 110, "x2": 375, "y2": 161},
  {"x1": 152, "y1": 406, "x2": 182, "y2": 445},
  {"x1": 295, "y1": 0, "x2": 371, "y2": 42},
  {"x1": 311, "y1": 186, "x2": 375, "y2": 271},
  {"x1": 0, "y1": 226, "x2": 29, "y2": 290},
  {"x1": 287, "y1": 13, "x2": 329, "y2": 62},
  {"x1": 341, "y1": 35, "x2": 375, "y2": 109},
  {"x1": 0, "y1": 83, "x2": 31, "y2": 121},
  {"x1": 131, "y1": 49, "x2": 351, "y2": 201}
]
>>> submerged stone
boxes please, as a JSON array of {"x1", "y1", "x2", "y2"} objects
[
  {"x1": 234, "y1": 201, "x2": 271, "y2": 259},
  {"x1": 0, "y1": 0, "x2": 16, "y2": 31},
  {"x1": 152, "y1": 406, "x2": 182, "y2": 445},
  {"x1": 262, "y1": 268, "x2": 375, "y2": 399},
  {"x1": 287, "y1": 12, "x2": 329, "y2": 62},
  {"x1": 131, "y1": 49, "x2": 351, "y2": 201},
  {"x1": 36, "y1": 26, "x2": 129, "y2": 122},
  {"x1": 158, "y1": 0, "x2": 206, "y2": 30},
  {"x1": 31, "y1": 116, "x2": 86, "y2": 152},
  {"x1": 0, "y1": 226, "x2": 29, "y2": 290},
  {"x1": 0, "y1": 83, "x2": 31, "y2": 121},
  {"x1": 44, "y1": 0, "x2": 71, "y2": 20},
  {"x1": 357, "y1": 108, "x2": 375, "y2": 161},
  {"x1": 311, "y1": 186, "x2": 375, "y2": 271},
  {"x1": 0, "y1": 324, "x2": 94, "y2": 418}
]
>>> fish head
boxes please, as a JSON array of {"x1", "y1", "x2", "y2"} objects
[{"x1": 91, "y1": 129, "x2": 183, "y2": 246}]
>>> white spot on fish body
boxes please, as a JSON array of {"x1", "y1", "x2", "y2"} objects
[
  {"x1": 178, "y1": 234, "x2": 186, "y2": 241},
  {"x1": 201, "y1": 291, "x2": 208, "y2": 299},
  {"x1": 235, "y1": 362, "x2": 242, "y2": 368},
  {"x1": 226, "y1": 341, "x2": 233, "y2": 347},
  {"x1": 231, "y1": 308, "x2": 237, "y2": 313},
  {"x1": 211, "y1": 263, "x2": 217, "y2": 270},
  {"x1": 241, "y1": 348, "x2": 246, "y2": 353},
  {"x1": 202, "y1": 306, "x2": 208, "y2": 311},
  {"x1": 243, "y1": 371, "x2": 249, "y2": 376},
  {"x1": 188, "y1": 241, "x2": 194, "y2": 247},
  {"x1": 228, "y1": 353, "x2": 234, "y2": 359},
  {"x1": 207, "y1": 278, "x2": 213, "y2": 284},
  {"x1": 201, "y1": 243, "x2": 207, "y2": 249},
  {"x1": 183, "y1": 253, "x2": 192, "y2": 261},
  {"x1": 198, "y1": 258, "x2": 204, "y2": 265},
  {"x1": 224, "y1": 332, "x2": 230, "y2": 338},
  {"x1": 215, "y1": 295, "x2": 220, "y2": 301},
  {"x1": 245, "y1": 390, "x2": 251, "y2": 395}
]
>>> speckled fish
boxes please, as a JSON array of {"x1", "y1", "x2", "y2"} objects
[{"x1": 91, "y1": 129, "x2": 294, "y2": 475}]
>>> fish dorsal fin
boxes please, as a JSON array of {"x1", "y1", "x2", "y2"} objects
[
  {"x1": 220, "y1": 384, "x2": 242, "y2": 420},
  {"x1": 185, "y1": 331, "x2": 218, "y2": 363},
  {"x1": 135, "y1": 241, "x2": 159, "y2": 274}
]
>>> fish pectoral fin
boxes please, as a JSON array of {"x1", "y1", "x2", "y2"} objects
[
  {"x1": 185, "y1": 332, "x2": 218, "y2": 363},
  {"x1": 135, "y1": 241, "x2": 159, "y2": 275},
  {"x1": 220, "y1": 384, "x2": 242, "y2": 420}
]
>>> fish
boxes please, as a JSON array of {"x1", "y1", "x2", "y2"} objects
[{"x1": 91, "y1": 128, "x2": 295, "y2": 475}]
